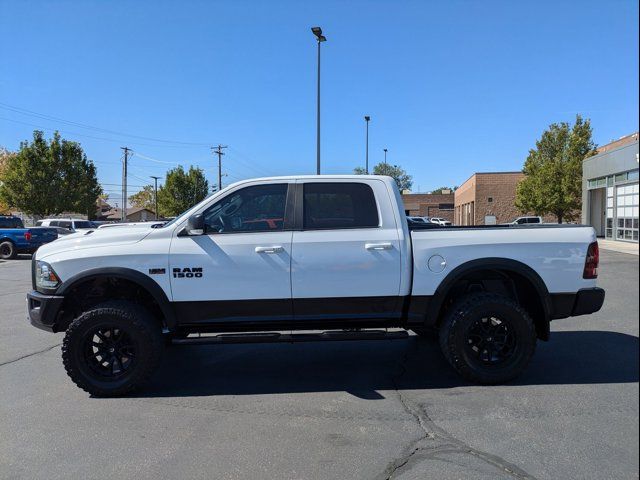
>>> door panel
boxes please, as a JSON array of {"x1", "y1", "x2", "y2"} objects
[
  {"x1": 169, "y1": 182, "x2": 293, "y2": 322},
  {"x1": 169, "y1": 231, "x2": 293, "y2": 321},
  {"x1": 291, "y1": 180, "x2": 402, "y2": 319}
]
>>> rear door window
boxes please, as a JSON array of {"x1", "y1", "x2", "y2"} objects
[{"x1": 303, "y1": 183, "x2": 379, "y2": 230}]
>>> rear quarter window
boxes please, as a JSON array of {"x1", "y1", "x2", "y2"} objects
[{"x1": 303, "y1": 183, "x2": 379, "y2": 230}]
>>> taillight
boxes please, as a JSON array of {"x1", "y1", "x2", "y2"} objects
[
  {"x1": 583, "y1": 241, "x2": 599, "y2": 279},
  {"x1": 24, "y1": 231, "x2": 32, "y2": 241}
]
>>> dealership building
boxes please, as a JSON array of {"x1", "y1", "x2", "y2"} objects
[
  {"x1": 401, "y1": 191, "x2": 455, "y2": 222},
  {"x1": 582, "y1": 133, "x2": 639, "y2": 243},
  {"x1": 454, "y1": 172, "x2": 529, "y2": 225}
]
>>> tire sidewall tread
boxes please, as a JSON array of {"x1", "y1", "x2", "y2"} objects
[
  {"x1": 438, "y1": 292, "x2": 537, "y2": 385},
  {"x1": 62, "y1": 300, "x2": 163, "y2": 397}
]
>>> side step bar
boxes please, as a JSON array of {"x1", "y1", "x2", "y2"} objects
[{"x1": 171, "y1": 330, "x2": 409, "y2": 346}]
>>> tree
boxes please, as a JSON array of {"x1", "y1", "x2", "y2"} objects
[
  {"x1": 0, "y1": 147, "x2": 14, "y2": 213},
  {"x1": 354, "y1": 163, "x2": 413, "y2": 191},
  {"x1": 129, "y1": 185, "x2": 155, "y2": 210},
  {"x1": 157, "y1": 165, "x2": 208, "y2": 217},
  {"x1": 431, "y1": 186, "x2": 457, "y2": 194},
  {"x1": 516, "y1": 115, "x2": 597, "y2": 223},
  {"x1": 0, "y1": 131, "x2": 102, "y2": 218}
]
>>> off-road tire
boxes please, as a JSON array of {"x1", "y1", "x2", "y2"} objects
[
  {"x1": 438, "y1": 293, "x2": 537, "y2": 384},
  {"x1": 0, "y1": 240, "x2": 16, "y2": 260},
  {"x1": 62, "y1": 300, "x2": 163, "y2": 397}
]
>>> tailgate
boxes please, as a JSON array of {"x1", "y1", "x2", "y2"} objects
[{"x1": 28, "y1": 227, "x2": 58, "y2": 243}]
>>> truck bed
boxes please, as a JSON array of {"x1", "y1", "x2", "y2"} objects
[{"x1": 409, "y1": 223, "x2": 597, "y2": 297}]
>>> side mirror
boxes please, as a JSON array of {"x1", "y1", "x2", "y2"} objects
[{"x1": 186, "y1": 214, "x2": 205, "y2": 235}]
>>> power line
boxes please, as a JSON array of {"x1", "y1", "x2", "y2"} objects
[
  {"x1": 0, "y1": 102, "x2": 212, "y2": 147},
  {"x1": 132, "y1": 152, "x2": 185, "y2": 165},
  {"x1": 0, "y1": 116, "x2": 209, "y2": 149}
]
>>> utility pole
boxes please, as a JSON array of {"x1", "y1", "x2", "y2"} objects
[
  {"x1": 384, "y1": 148, "x2": 388, "y2": 166},
  {"x1": 120, "y1": 147, "x2": 130, "y2": 222},
  {"x1": 364, "y1": 116, "x2": 371, "y2": 174},
  {"x1": 150, "y1": 176, "x2": 160, "y2": 220},
  {"x1": 212, "y1": 145, "x2": 227, "y2": 191}
]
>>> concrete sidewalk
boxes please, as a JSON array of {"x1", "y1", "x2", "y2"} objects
[{"x1": 599, "y1": 239, "x2": 639, "y2": 256}]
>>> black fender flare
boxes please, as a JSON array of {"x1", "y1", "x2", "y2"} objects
[
  {"x1": 57, "y1": 267, "x2": 177, "y2": 329},
  {"x1": 427, "y1": 258, "x2": 551, "y2": 337}
]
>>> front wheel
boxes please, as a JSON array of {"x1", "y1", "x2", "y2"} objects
[
  {"x1": 439, "y1": 293, "x2": 537, "y2": 384},
  {"x1": 62, "y1": 300, "x2": 163, "y2": 396}
]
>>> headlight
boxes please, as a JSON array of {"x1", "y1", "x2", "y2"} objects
[{"x1": 35, "y1": 261, "x2": 60, "y2": 290}]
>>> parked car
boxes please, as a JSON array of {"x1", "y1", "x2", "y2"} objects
[
  {"x1": 36, "y1": 218, "x2": 97, "y2": 233},
  {"x1": 27, "y1": 175, "x2": 604, "y2": 396},
  {"x1": 430, "y1": 217, "x2": 452, "y2": 226},
  {"x1": 407, "y1": 216, "x2": 429, "y2": 224},
  {"x1": 0, "y1": 215, "x2": 58, "y2": 259},
  {"x1": 510, "y1": 216, "x2": 543, "y2": 225}
]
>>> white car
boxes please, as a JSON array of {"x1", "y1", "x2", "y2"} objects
[
  {"x1": 27, "y1": 175, "x2": 604, "y2": 396},
  {"x1": 36, "y1": 218, "x2": 97, "y2": 233},
  {"x1": 430, "y1": 217, "x2": 452, "y2": 226},
  {"x1": 511, "y1": 216, "x2": 543, "y2": 225}
]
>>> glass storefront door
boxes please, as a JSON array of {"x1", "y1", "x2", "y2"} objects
[{"x1": 615, "y1": 183, "x2": 639, "y2": 242}]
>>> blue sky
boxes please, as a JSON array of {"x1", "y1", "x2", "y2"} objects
[{"x1": 1, "y1": 0, "x2": 638, "y2": 206}]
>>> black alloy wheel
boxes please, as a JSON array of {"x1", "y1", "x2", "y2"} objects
[
  {"x1": 83, "y1": 326, "x2": 137, "y2": 379},
  {"x1": 439, "y1": 293, "x2": 537, "y2": 384},
  {"x1": 465, "y1": 315, "x2": 517, "y2": 366}
]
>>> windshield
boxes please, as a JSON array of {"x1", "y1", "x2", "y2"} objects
[{"x1": 74, "y1": 221, "x2": 96, "y2": 229}]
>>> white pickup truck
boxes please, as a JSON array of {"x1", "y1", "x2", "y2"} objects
[{"x1": 27, "y1": 175, "x2": 604, "y2": 396}]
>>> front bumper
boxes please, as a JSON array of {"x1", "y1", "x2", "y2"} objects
[
  {"x1": 26, "y1": 290, "x2": 64, "y2": 332},
  {"x1": 550, "y1": 288, "x2": 606, "y2": 320}
]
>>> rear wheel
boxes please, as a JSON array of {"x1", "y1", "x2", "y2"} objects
[
  {"x1": 62, "y1": 300, "x2": 163, "y2": 396},
  {"x1": 439, "y1": 293, "x2": 536, "y2": 384},
  {"x1": 0, "y1": 240, "x2": 16, "y2": 260}
]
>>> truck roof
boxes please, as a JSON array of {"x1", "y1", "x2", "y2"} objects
[{"x1": 225, "y1": 174, "x2": 396, "y2": 188}]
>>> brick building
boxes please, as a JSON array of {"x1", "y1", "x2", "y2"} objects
[
  {"x1": 401, "y1": 191, "x2": 455, "y2": 222},
  {"x1": 454, "y1": 172, "x2": 526, "y2": 225}
]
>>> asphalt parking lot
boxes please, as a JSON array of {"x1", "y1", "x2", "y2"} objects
[{"x1": 0, "y1": 250, "x2": 638, "y2": 480}]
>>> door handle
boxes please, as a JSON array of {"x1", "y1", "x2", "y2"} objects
[
  {"x1": 255, "y1": 245, "x2": 284, "y2": 254},
  {"x1": 365, "y1": 242, "x2": 393, "y2": 251}
]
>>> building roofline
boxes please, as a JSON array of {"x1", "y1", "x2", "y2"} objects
[
  {"x1": 456, "y1": 171, "x2": 524, "y2": 189},
  {"x1": 596, "y1": 132, "x2": 639, "y2": 152},
  {"x1": 586, "y1": 136, "x2": 639, "y2": 162}
]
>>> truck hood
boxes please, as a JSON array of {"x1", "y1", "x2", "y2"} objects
[{"x1": 36, "y1": 227, "x2": 152, "y2": 259}]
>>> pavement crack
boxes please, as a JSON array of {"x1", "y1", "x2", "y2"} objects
[
  {"x1": 0, "y1": 343, "x2": 61, "y2": 367},
  {"x1": 378, "y1": 343, "x2": 538, "y2": 480}
]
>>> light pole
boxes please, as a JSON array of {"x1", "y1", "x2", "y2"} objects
[
  {"x1": 364, "y1": 116, "x2": 370, "y2": 174},
  {"x1": 311, "y1": 26, "x2": 326, "y2": 175},
  {"x1": 150, "y1": 176, "x2": 160, "y2": 220},
  {"x1": 384, "y1": 148, "x2": 388, "y2": 168}
]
